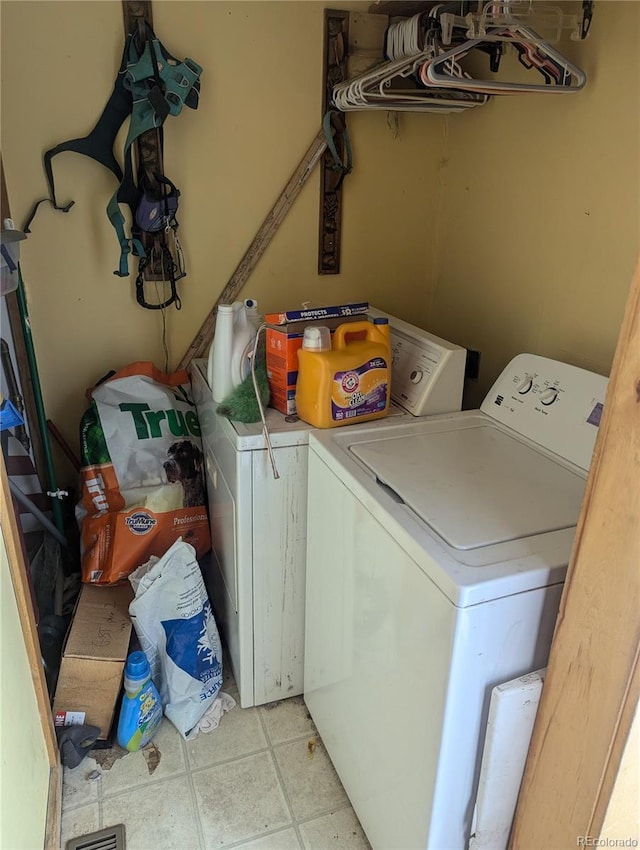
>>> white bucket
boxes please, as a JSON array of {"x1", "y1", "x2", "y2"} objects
[{"x1": 208, "y1": 299, "x2": 261, "y2": 403}]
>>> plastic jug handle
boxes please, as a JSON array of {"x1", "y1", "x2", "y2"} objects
[{"x1": 332, "y1": 320, "x2": 377, "y2": 350}]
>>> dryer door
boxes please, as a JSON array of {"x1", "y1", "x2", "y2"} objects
[{"x1": 204, "y1": 450, "x2": 238, "y2": 612}]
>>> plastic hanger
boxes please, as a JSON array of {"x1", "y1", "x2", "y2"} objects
[
  {"x1": 425, "y1": 22, "x2": 586, "y2": 93},
  {"x1": 333, "y1": 49, "x2": 489, "y2": 113},
  {"x1": 332, "y1": 8, "x2": 488, "y2": 112},
  {"x1": 437, "y1": 2, "x2": 585, "y2": 46},
  {"x1": 329, "y1": 1, "x2": 587, "y2": 114}
]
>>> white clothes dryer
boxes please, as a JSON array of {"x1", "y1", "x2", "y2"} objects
[
  {"x1": 303, "y1": 354, "x2": 607, "y2": 850},
  {"x1": 191, "y1": 310, "x2": 466, "y2": 707}
]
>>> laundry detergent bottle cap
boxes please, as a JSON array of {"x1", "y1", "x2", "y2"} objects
[
  {"x1": 117, "y1": 650, "x2": 163, "y2": 752},
  {"x1": 302, "y1": 325, "x2": 331, "y2": 352},
  {"x1": 123, "y1": 650, "x2": 151, "y2": 690},
  {"x1": 244, "y1": 298, "x2": 261, "y2": 328},
  {"x1": 208, "y1": 299, "x2": 260, "y2": 403}
]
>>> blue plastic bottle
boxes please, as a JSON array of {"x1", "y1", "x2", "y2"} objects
[{"x1": 117, "y1": 651, "x2": 163, "y2": 752}]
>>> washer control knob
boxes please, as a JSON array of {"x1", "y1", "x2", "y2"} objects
[
  {"x1": 410, "y1": 370, "x2": 423, "y2": 384},
  {"x1": 540, "y1": 388, "x2": 559, "y2": 406},
  {"x1": 517, "y1": 377, "x2": 533, "y2": 394}
]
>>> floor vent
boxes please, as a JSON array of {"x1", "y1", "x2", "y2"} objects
[{"x1": 65, "y1": 824, "x2": 126, "y2": 850}]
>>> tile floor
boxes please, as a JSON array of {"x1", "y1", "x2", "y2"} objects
[{"x1": 60, "y1": 663, "x2": 371, "y2": 850}]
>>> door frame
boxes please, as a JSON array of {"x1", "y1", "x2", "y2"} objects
[
  {"x1": 1, "y1": 450, "x2": 62, "y2": 849},
  {"x1": 510, "y1": 258, "x2": 640, "y2": 846}
]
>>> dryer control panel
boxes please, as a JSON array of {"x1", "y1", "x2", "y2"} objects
[
  {"x1": 369, "y1": 307, "x2": 466, "y2": 416},
  {"x1": 481, "y1": 353, "x2": 608, "y2": 471}
]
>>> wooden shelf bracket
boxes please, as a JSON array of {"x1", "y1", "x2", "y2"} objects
[
  {"x1": 319, "y1": 10, "x2": 350, "y2": 275},
  {"x1": 121, "y1": 0, "x2": 166, "y2": 281}
]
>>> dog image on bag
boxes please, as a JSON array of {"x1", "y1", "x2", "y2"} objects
[{"x1": 163, "y1": 440, "x2": 205, "y2": 508}]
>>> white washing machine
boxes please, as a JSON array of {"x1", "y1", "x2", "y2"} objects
[
  {"x1": 303, "y1": 354, "x2": 608, "y2": 850},
  {"x1": 190, "y1": 310, "x2": 466, "y2": 707}
]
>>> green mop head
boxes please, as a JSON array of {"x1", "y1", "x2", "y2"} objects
[{"x1": 216, "y1": 350, "x2": 271, "y2": 423}]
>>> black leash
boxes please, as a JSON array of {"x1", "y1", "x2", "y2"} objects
[
  {"x1": 134, "y1": 174, "x2": 185, "y2": 310},
  {"x1": 135, "y1": 238, "x2": 181, "y2": 311}
]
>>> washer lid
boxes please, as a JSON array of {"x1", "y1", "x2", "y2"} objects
[{"x1": 350, "y1": 424, "x2": 586, "y2": 550}]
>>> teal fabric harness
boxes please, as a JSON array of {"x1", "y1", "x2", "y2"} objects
[{"x1": 25, "y1": 22, "x2": 202, "y2": 284}]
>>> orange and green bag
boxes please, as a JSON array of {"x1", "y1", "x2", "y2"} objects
[{"x1": 77, "y1": 362, "x2": 211, "y2": 584}]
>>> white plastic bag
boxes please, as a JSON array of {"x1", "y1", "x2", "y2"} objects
[{"x1": 128, "y1": 538, "x2": 223, "y2": 739}]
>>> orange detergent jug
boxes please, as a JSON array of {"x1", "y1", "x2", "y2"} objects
[{"x1": 295, "y1": 318, "x2": 391, "y2": 428}]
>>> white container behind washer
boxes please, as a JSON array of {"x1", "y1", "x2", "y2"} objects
[{"x1": 191, "y1": 309, "x2": 466, "y2": 707}]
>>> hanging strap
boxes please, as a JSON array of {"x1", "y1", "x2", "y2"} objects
[
  {"x1": 107, "y1": 26, "x2": 202, "y2": 276},
  {"x1": 322, "y1": 110, "x2": 353, "y2": 189},
  {"x1": 24, "y1": 20, "x2": 202, "y2": 280},
  {"x1": 23, "y1": 34, "x2": 134, "y2": 232},
  {"x1": 134, "y1": 232, "x2": 182, "y2": 310}
]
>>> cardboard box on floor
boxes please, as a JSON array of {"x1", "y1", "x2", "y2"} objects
[{"x1": 53, "y1": 583, "x2": 134, "y2": 739}]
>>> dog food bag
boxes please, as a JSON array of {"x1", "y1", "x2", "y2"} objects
[{"x1": 77, "y1": 361, "x2": 211, "y2": 584}]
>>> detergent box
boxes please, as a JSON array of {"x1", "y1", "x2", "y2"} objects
[{"x1": 265, "y1": 302, "x2": 369, "y2": 415}]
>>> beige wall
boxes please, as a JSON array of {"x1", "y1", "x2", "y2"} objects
[
  {"x1": 0, "y1": 1, "x2": 444, "y2": 485},
  {"x1": 2, "y1": 2, "x2": 639, "y2": 477},
  {"x1": 431, "y1": 1, "x2": 640, "y2": 406},
  {"x1": 0, "y1": 527, "x2": 50, "y2": 850}
]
